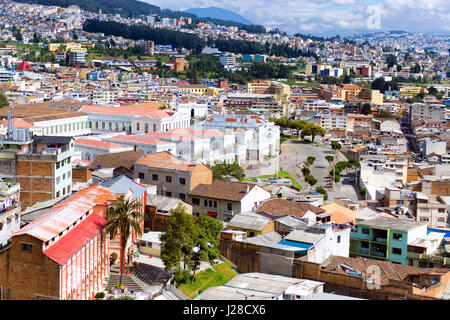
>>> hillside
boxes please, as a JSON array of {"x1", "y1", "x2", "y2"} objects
[
  {"x1": 185, "y1": 6, "x2": 254, "y2": 25},
  {"x1": 11, "y1": 0, "x2": 161, "y2": 17}
]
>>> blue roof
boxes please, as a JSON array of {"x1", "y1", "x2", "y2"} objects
[
  {"x1": 100, "y1": 175, "x2": 146, "y2": 201},
  {"x1": 277, "y1": 240, "x2": 313, "y2": 251},
  {"x1": 427, "y1": 228, "x2": 450, "y2": 238}
]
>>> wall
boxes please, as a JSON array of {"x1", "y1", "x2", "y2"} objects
[{"x1": 0, "y1": 234, "x2": 60, "y2": 300}]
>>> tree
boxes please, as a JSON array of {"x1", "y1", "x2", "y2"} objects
[
  {"x1": 160, "y1": 204, "x2": 197, "y2": 273},
  {"x1": 105, "y1": 198, "x2": 143, "y2": 288},
  {"x1": 211, "y1": 162, "x2": 244, "y2": 181},
  {"x1": 360, "y1": 188, "x2": 367, "y2": 199},
  {"x1": 331, "y1": 141, "x2": 341, "y2": 151},
  {"x1": 371, "y1": 77, "x2": 386, "y2": 93},
  {"x1": 190, "y1": 215, "x2": 222, "y2": 282},
  {"x1": 360, "y1": 103, "x2": 371, "y2": 115},
  {"x1": 325, "y1": 155, "x2": 334, "y2": 163},
  {"x1": 386, "y1": 54, "x2": 397, "y2": 69},
  {"x1": 427, "y1": 87, "x2": 438, "y2": 97},
  {"x1": 0, "y1": 93, "x2": 9, "y2": 109},
  {"x1": 315, "y1": 186, "x2": 328, "y2": 201},
  {"x1": 301, "y1": 167, "x2": 311, "y2": 177},
  {"x1": 305, "y1": 174, "x2": 317, "y2": 190},
  {"x1": 306, "y1": 156, "x2": 315, "y2": 166}
]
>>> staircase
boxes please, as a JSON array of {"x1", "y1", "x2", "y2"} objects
[{"x1": 106, "y1": 263, "x2": 173, "y2": 294}]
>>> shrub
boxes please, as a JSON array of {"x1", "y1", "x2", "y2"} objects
[{"x1": 95, "y1": 291, "x2": 105, "y2": 299}]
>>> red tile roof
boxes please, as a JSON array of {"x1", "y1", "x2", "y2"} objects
[
  {"x1": 43, "y1": 213, "x2": 106, "y2": 265},
  {"x1": 80, "y1": 105, "x2": 174, "y2": 118},
  {"x1": 108, "y1": 135, "x2": 167, "y2": 145},
  {"x1": 169, "y1": 128, "x2": 226, "y2": 136},
  {"x1": 75, "y1": 138, "x2": 125, "y2": 149}
]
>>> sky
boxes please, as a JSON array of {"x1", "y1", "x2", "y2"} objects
[{"x1": 142, "y1": 0, "x2": 450, "y2": 36}]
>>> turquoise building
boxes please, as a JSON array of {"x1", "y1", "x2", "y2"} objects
[{"x1": 350, "y1": 217, "x2": 428, "y2": 265}]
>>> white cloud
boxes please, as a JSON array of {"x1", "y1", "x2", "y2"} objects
[{"x1": 142, "y1": 0, "x2": 450, "y2": 35}]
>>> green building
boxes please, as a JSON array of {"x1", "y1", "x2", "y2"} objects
[{"x1": 350, "y1": 217, "x2": 428, "y2": 265}]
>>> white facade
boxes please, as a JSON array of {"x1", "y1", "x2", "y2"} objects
[
  {"x1": 240, "y1": 186, "x2": 271, "y2": 212},
  {"x1": 74, "y1": 140, "x2": 133, "y2": 161},
  {"x1": 173, "y1": 102, "x2": 209, "y2": 118},
  {"x1": 35, "y1": 115, "x2": 91, "y2": 137},
  {"x1": 131, "y1": 112, "x2": 190, "y2": 134}
]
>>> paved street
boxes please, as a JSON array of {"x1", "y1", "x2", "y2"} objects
[{"x1": 279, "y1": 140, "x2": 359, "y2": 200}]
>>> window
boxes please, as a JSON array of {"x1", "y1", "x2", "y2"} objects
[
  {"x1": 227, "y1": 203, "x2": 233, "y2": 211},
  {"x1": 361, "y1": 241, "x2": 369, "y2": 249},
  {"x1": 213, "y1": 201, "x2": 217, "y2": 208},
  {"x1": 166, "y1": 176, "x2": 172, "y2": 183},
  {"x1": 420, "y1": 217, "x2": 429, "y2": 222},
  {"x1": 136, "y1": 123, "x2": 140, "y2": 131},
  {"x1": 392, "y1": 247, "x2": 402, "y2": 255},
  {"x1": 179, "y1": 194, "x2": 186, "y2": 200},
  {"x1": 165, "y1": 191, "x2": 172, "y2": 197},
  {"x1": 179, "y1": 178, "x2": 186, "y2": 185},
  {"x1": 56, "y1": 191, "x2": 60, "y2": 198},
  {"x1": 67, "y1": 185, "x2": 71, "y2": 193},
  {"x1": 192, "y1": 198, "x2": 200, "y2": 205},
  {"x1": 138, "y1": 172, "x2": 145, "y2": 179},
  {"x1": 362, "y1": 228, "x2": 370, "y2": 235},
  {"x1": 438, "y1": 217, "x2": 445, "y2": 222},
  {"x1": 21, "y1": 243, "x2": 33, "y2": 253},
  {"x1": 393, "y1": 233, "x2": 402, "y2": 241},
  {"x1": 152, "y1": 174, "x2": 158, "y2": 181},
  {"x1": 337, "y1": 235, "x2": 341, "y2": 243},
  {"x1": 204, "y1": 200, "x2": 208, "y2": 207}
]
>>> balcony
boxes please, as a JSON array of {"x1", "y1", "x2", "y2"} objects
[
  {"x1": 370, "y1": 251, "x2": 387, "y2": 258},
  {"x1": 373, "y1": 237, "x2": 387, "y2": 243},
  {"x1": 222, "y1": 210, "x2": 234, "y2": 217},
  {"x1": 360, "y1": 247, "x2": 369, "y2": 255},
  {"x1": 42, "y1": 146, "x2": 67, "y2": 155}
]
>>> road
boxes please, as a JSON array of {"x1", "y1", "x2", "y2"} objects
[{"x1": 279, "y1": 140, "x2": 359, "y2": 200}]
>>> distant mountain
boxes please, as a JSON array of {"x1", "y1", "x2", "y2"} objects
[{"x1": 184, "y1": 6, "x2": 254, "y2": 25}]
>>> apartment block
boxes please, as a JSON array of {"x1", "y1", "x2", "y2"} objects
[{"x1": 134, "y1": 151, "x2": 212, "y2": 201}]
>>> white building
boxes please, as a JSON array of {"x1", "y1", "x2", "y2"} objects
[
  {"x1": 201, "y1": 114, "x2": 280, "y2": 165},
  {"x1": 74, "y1": 138, "x2": 133, "y2": 161},
  {"x1": 0, "y1": 181, "x2": 21, "y2": 250},
  {"x1": 282, "y1": 223, "x2": 350, "y2": 264}
]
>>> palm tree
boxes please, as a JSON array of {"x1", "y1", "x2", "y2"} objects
[{"x1": 105, "y1": 198, "x2": 143, "y2": 287}]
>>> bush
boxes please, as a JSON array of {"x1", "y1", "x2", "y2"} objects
[
  {"x1": 95, "y1": 291, "x2": 105, "y2": 299},
  {"x1": 173, "y1": 269, "x2": 191, "y2": 287}
]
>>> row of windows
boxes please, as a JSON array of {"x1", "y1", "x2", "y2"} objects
[
  {"x1": 56, "y1": 185, "x2": 71, "y2": 198},
  {"x1": 139, "y1": 173, "x2": 186, "y2": 185},
  {"x1": 44, "y1": 122, "x2": 87, "y2": 135},
  {"x1": 56, "y1": 157, "x2": 71, "y2": 169},
  {"x1": 56, "y1": 171, "x2": 71, "y2": 185}
]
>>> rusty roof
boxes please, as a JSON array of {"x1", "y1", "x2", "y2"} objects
[{"x1": 13, "y1": 185, "x2": 114, "y2": 242}]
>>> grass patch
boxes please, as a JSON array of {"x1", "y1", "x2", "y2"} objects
[
  {"x1": 280, "y1": 133, "x2": 297, "y2": 144},
  {"x1": 242, "y1": 171, "x2": 302, "y2": 189},
  {"x1": 178, "y1": 262, "x2": 237, "y2": 299}
]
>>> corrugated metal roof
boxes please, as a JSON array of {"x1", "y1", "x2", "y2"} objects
[
  {"x1": 44, "y1": 213, "x2": 106, "y2": 265},
  {"x1": 13, "y1": 185, "x2": 113, "y2": 242},
  {"x1": 100, "y1": 175, "x2": 146, "y2": 200}
]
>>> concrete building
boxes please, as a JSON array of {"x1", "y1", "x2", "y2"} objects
[
  {"x1": 134, "y1": 151, "x2": 212, "y2": 201},
  {"x1": 350, "y1": 217, "x2": 428, "y2": 265},
  {"x1": 0, "y1": 180, "x2": 21, "y2": 250},
  {"x1": 0, "y1": 185, "x2": 113, "y2": 300},
  {"x1": 188, "y1": 180, "x2": 271, "y2": 222}
]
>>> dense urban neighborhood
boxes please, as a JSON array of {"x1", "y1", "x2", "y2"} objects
[{"x1": 0, "y1": 0, "x2": 449, "y2": 303}]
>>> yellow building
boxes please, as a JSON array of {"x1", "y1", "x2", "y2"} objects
[
  {"x1": 399, "y1": 86, "x2": 428, "y2": 97},
  {"x1": 177, "y1": 84, "x2": 208, "y2": 95},
  {"x1": 205, "y1": 87, "x2": 219, "y2": 96},
  {"x1": 49, "y1": 42, "x2": 87, "y2": 53}
]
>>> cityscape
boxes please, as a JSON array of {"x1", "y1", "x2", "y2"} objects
[{"x1": 0, "y1": 0, "x2": 449, "y2": 304}]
